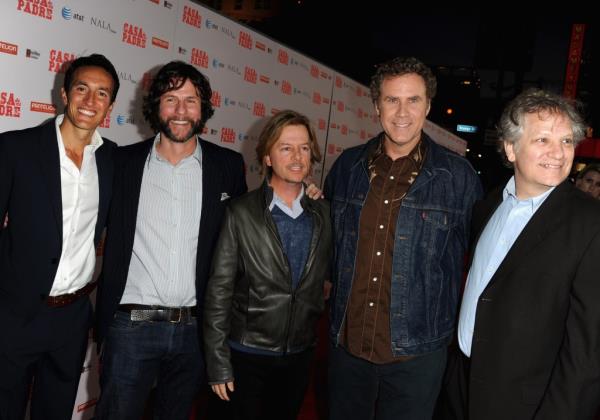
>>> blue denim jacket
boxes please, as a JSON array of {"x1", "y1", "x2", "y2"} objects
[{"x1": 324, "y1": 133, "x2": 483, "y2": 356}]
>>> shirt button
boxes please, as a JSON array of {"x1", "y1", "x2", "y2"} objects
[
  {"x1": 373, "y1": 277, "x2": 378, "y2": 282},
  {"x1": 376, "y1": 251, "x2": 381, "y2": 256},
  {"x1": 379, "y1": 225, "x2": 384, "y2": 229},
  {"x1": 390, "y1": 176, "x2": 394, "y2": 180},
  {"x1": 369, "y1": 302, "x2": 374, "y2": 307},
  {"x1": 384, "y1": 200, "x2": 389, "y2": 204}
]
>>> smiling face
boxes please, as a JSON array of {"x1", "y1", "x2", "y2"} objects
[
  {"x1": 264, "y1": 124, "x2": 312, "y2": 188},
  {"x1": 375, "y1": 73, "x2": 430, "y2": 160},
  {"x1": 158, "y1": 78, "x2": 202, "y2": 143},
  {"x1": 60, "y1": 65, "x2": 114, "y2": 134},
  {"x1": 505, "y1": 111, "x2": 575, "y2": 199}
]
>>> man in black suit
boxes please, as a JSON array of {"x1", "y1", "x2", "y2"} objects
[
  {"x1": 0, "y1": 54, "x2": 119, "y2": 420},
  {"x1": 94, "y1": 61, "x2": 247, "y2": 419},
  {"x1": 454, "y1": 89, "x2": 600, "y2": 419}
]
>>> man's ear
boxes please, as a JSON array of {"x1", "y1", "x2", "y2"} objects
[
  {"x1": 504, "y1": 141, "x2": 516, "y2": 163},
  {"x1": 61, "y1": 87, "x2": 68, "y2": 106}
]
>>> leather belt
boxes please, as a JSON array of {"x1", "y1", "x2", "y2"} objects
[
  {"x1": 118, "y1": 304, "x2": 196, "y2": 323},
  {"x1": 46, "y1": 281, "x2": 97, "y2": 307}
]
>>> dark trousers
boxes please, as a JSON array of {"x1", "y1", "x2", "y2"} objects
[
  {"x1": 95, "y1": 311, "x2": 204, "y2": 420},
  {"x1": 0, "y1": 297, "x2": 92, "y2": 420},
  {"x1": 329, "y1": 345, "x2": 447, "y2": 420},
  {"x1": 229, "y1": 347, "x2": 314, "y2": 420},
  {"x1": 434, "y1": 345, "x2": 470, "y2": 420}
]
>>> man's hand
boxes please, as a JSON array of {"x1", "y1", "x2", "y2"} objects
[
  {"x1": 305, "y1": 177, "x2": 324, "y2": 200},
  {"x1": 211, "y1": 381, "x2": 234, "y2": 401}
]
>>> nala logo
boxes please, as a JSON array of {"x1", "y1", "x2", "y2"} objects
[
  {"x1": 90, "y1": 17, "x2": 116, "y2": 34},
  {"x1": 0, "y1": 91, "x2": 22, "y2": 118},
  {"x1": 17, "y1": 0, "x2": 53, "y2": 20}
]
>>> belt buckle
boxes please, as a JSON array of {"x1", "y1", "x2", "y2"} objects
[{"x1": 170, "y1": 308, "x2": 182, "y2": 323}]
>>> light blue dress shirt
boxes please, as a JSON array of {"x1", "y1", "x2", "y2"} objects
[{"x1": 458, "y1": 177, "x2": 554, "y2": 357}]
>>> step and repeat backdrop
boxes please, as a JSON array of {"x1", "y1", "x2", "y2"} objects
[{"x1": 0, "y1": 1, "x2": 465, "y2": 418}]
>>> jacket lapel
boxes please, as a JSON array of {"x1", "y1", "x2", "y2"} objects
[
  {"x1": 199, "y1": 141, "x2": 219, "y2": 242},
  {"x1": 485, "y1": 182, "x2": 570, "y2": 289}
]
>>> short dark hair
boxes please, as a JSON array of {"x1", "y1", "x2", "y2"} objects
[
  {"x1": 497, "y1": 88, "x2": 587, "y2": 167},
  {"x1": 142, "y1": 61, "x2": 214, "y2": 133},
  {"x1": 370, "y1": 57, "x2": 437, "y2": 104},
  {"x1": 255, "y1": 110, "x2": 321, "y2": 177},
  {"x1": 63, "y1": 54, "x2": 120, "y2": 103},
  {"x1": 577, "y1": 163, "x2": 600, "y2": 180}
]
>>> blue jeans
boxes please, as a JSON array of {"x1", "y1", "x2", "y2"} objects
[
  {"x1": 95, "y1": 310, "x2": 204, "y2": 420},
  {"x1": 328, "y1": 345, "x2": 447, "y2": 420}
]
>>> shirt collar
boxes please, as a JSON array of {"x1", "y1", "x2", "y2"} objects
[
  {"x1": 149, "y1": 133, "x2": 202, "y2": 167},
  {"x1": 268, "y1": 186, "x2": 305, "y2": 216},
  {"x1": 502, "y1": 176, "x2": 555, "y2": 212},
  {"x1": 54, "y1": 114, "x2": 104, "y2": 159}
]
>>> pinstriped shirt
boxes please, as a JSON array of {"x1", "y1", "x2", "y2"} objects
[{"x1": 120, "y1": 134, "x2": 202, "y2": 307}]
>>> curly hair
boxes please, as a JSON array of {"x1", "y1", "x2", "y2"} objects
[
  {"x1": 369, "y1": 57, "x2": 437, "y2": 104},
  {"x1": 142, "y1": 61, "x2": 214, "y2": 133},
  {"x1": 497, "y1": 88, "x2": 586, "y2": 167}
]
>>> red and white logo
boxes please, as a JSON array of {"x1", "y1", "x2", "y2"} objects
[
  {"x1": 318, "y1": 118, "x2": 326, "y2": 131},
  {"x1": 182, "y1": 5, "x2": 201, "y2": 28},
  {"x1": 310, "y1": 65, "x2": 319, "y2": 79},
  {"x1": 252, "y1": 101, "x2": 265, "y2": 117},
  {"x1": 211, "y1": 90, "x2": 221, "y2": 108},
  {"x1": 0, "y1": 41, "x2": 18, "y2": 55},
  {"x1": 278, "y1": 49, "x2": 288, "y2": 65},
  {"x1": 335, "y1": 76, "x2": 342, "y2": 88},
  {"x1": 99, "y1": 109, "x2": 111, "y2": 128},
  {"x1": 191, "y1": 48, "x2": 208, "y2": 68},
  {"x1": 122, "y1": 23, "x2": 147, "y2": 48},
  {"x1": 48, "y1": 49, "x2": 75, "y2": 73},
  {"x1": 255, "y1": 41, "x2": 266, "y2": 51},
  {"x1": 238, "y1": 31, "x2": 252, "y2": 50},
  {"x1": 0, "y1": 91, "x2": 22, "y2": 118},
  {"x1": 220, "y1": 127, "x2": 235, "y2": 144},
  {"x1": 30, "y1": 101, "x2": 55, "y2": 114},
  {"x1": 17, "y1": 0, "x2": 53, "y2": 20},
  {"x1": 151, "y1": 37, "x2": 169, "y2": 49},
  {"x1": 337, "y1": 100, "x2": 344, "y2": 112},
  {"x1": 341, "y1": 124, "x2": 348, "y2": 135},
  {"x1": 312, "y1": 92, "x2": 321, "y2": 105},
  {"x1": 281, "y1": 80, "x2": 291, "y2": 95},
  {"x1": 244, "y1": 66, "x2": 257, "y2": 84},
  {"x1": 360, "y1": 129, "x2": 367, "y2": 140}
]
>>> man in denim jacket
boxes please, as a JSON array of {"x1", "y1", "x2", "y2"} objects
[{"x1": 324, "y1": 57, "x2": 482, "y2": 420}]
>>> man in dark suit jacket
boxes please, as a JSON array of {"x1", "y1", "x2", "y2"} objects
[
  {"x1": 0, "y1": 54, "x2": 119, "y2": 420},
  {"x1": 454, "y1": 89, "x2": 600, "y2": 419},
  {"x1": 94, "y1": 61, "x2": 247, "y2": 420}
]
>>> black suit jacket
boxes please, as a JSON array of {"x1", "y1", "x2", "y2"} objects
[
  {"x1": 465, "y1": 181, "x2": 600, "y2": 419},
  {"x1": 0, "y1": 118, "x2": 115, "y2": 321},
  {"x1": 95, "y1": 137, "x2": 247, "y2": 346}
]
